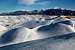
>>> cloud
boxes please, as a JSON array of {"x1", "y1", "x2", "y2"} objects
[{"x1": 18, "y1": 0, "x2": 37, "y2": 5}]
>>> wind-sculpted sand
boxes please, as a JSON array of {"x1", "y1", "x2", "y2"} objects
[{"x1": 0, "y1": 16, "x2": 75, "y2": 50}]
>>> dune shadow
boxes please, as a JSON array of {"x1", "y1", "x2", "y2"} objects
[{"x1": 0, "y1": 28, "x2": 18, "y2": 44}]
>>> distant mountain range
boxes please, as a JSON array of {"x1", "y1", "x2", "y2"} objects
[{"x1": 0, "y1": 8, "x2": 75, "y2": 16}]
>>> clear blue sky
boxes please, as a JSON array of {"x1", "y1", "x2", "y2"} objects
[{"x1": 0, "y1": 0, "x2": 75, "y2": 13}]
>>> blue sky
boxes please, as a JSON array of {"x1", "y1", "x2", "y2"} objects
[{"x1": 0, "y1": 0, "x2": 75, "y2": 13}]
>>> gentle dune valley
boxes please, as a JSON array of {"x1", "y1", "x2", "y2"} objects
[{"x1": 0, "y1": 15, "x2": 75, "y2": 50}]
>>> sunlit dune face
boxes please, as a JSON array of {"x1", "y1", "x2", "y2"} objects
[{"x1": 0, "y1": 25, "x2": 7, "y2": 31}]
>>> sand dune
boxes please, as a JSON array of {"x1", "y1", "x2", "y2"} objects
[
  {"x1": 0, "y1": 32, "x2": 75, "y2": 50},
  {"x1": 0, "y1": 16, "x2": 75, "y2": 50},
  {"x1": 0, "y1": 18, "x2": 74, "y2": 46}
]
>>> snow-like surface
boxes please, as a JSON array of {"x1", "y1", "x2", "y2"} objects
[
  {"x1": 0, "y1": 15, "x2": 75, "y2": 50},
  {"x1": 0, "y1": 25, "x2": 7, "y2": 31},
  {"x1": 1, "y1": 32, "x2": 75, "y2": 50}
]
